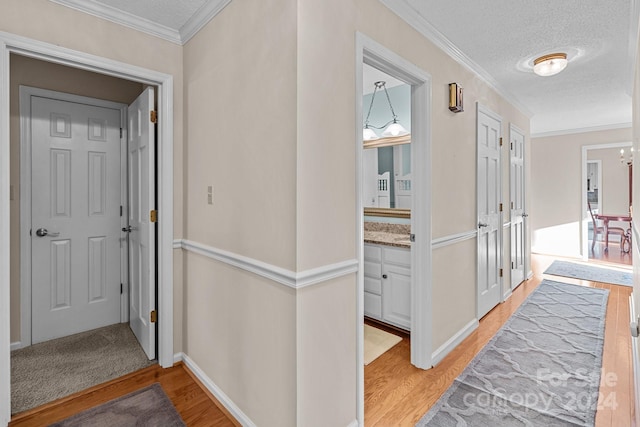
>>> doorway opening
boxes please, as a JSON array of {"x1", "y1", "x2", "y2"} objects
[
  {"x1": 0, "y1": 32, "x2": 175, "y2": 424},
  {"x1": 355, "y1": 33, "x2": 432, "y2": 424},
  {"x1": 581, "y1": 142, "x2": 633, "y2": 265}
]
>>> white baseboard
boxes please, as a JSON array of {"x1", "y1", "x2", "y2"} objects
[
  {"x1": 629, "y1": 296, "x2": 640, "y2": 427},
  {"x1": 10, "y1": 341, "x2": 21, "y2": 351},
  {"x1": 174, "y1": 352, "x2": 256, "y2": 427},
  {"x1": 431, "y1": 319, "x2": 479, "y2": 366},
  {"x1": 346, "y1": 420, "x2": 360, "y2": 427}
]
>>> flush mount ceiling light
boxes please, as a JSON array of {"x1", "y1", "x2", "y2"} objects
[
  {"x1": 533, "y1": 53, "x2": 568, "y2": 77},
  {"x1": 363, "y1": 81, "x2": 409, "y2": 140}
]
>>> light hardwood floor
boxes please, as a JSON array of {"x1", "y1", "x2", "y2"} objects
[
  {"x1": 9, "y1": 362, "x2": 238, "y2": 427},
  {"x1": 365, "y1": 254, "x2": 635, "y2": 426}
]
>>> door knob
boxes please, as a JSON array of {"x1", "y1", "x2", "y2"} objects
[
  {"x1": 382, "y1": 274, "x2": 388, "y2": 279},
  {"x1": 35, "y1": 228, "x2": 59, "y2": 237},
  {"x1": 122, "y1": 225, "x2": 132, "y2": 233},
  {"x1": 478, "y1": 222, "x2": 489, "y2": 228}
]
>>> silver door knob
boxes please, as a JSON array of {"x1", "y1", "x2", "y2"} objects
[
  {"x1": 35, "y1": 228, "x2": 59, "y2": 237},
  {"x1": 478, "y1": 222, "x2": 489, "y2": 228},
  {"x1": 122, "y1": 225, "x2": 132, "y2": 233}
]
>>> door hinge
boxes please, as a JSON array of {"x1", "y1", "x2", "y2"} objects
[
  {"x1": 150, "y1": 209, "x2": 157, "y2": 223},
  {"x1": 500, "y1": 268, "x2": 503, "y2": 277},
  {"x1": 150, "y1": 110, "x2": 157, "y2": 124},
  {"x1": 120, "y1": 128, "x2": 123, "y2": 139},
  {"x1": 500, "y1": 137, "x2": 503, "y2": 147},
  {"x1": 150, "y1": 310, "x2": 157, "y2": 323},
  {"x1": 120, "y1": 283, "x2": 123, "y2": 294},
  {"x1": 511, "y1": 262, "x2": 514, "y2": 269},
  {"x1": 511, "y1": 201, "x2": 514, "y2": 209},
  {"x1": 510, "y1": 142, "x2": 513, "y2": 150},
  {"x1": 120, "y1": 205, "x2": 123, "y2": 217},
  {"x1": 499, "y1": 203, "x2": 503, "y2": 212}
]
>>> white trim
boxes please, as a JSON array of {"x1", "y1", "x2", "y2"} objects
[
  {"x1": 9, "y1": 342, "x2": 21, "y2": 352},
  {"x1": 580, "y1": 141, "x2": 632, "y2": 259},
  {"x1": 180, "y1": 0, "x2": 232, "y2": 44},
  {"x1": 173, "y1": 238, "x2": 183, "y2": 249},
  {"x1": 509, "y1": 123, "x2": 528, "y2": 292},
  {"x1": 49, "y1": 0, "x2": 232, "y2": 46},
  {"x1": 431, "y1": 319, "x2": 479, "y2": 366},
  {"x1": 49, "y1": 0, "x2": 182, "y2": 44},
  {"x1": 630, "y1": 294, "x2": 640, "y2": 427},
  {"x1": 431, "y1": 230, "x2": 476, "y2": 249},
  {"x1": 178, "y1": 352, "x2": 256, "y2": 427},
  {"x1": 180, "y1": 239, "x2": 358, "y2": 289},
  {"x1": 378, "y1": 0, "x2": 532, "y2": 119},
  {"x1": 19, "y1": 86, "x2": 128, "y2": 348},
  {"x1": 503, "y1": 222, "x2": 511, "y2": 228},
  {"x1": 356, "y1": 32, "x2": 434, "y2": 425},
  {"x1": 532, "y1": 122, "x2": 632, "y2": 139},
  {"x1": 345, "y1": 421, "x2": 359, "y2": 427},
  {"x1": 0, "y1": 31, "x2": 175, "y2": 423}
]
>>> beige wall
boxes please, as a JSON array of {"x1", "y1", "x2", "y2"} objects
[
  {"x1": 9, "y1": 55, "x2": 144, "y2": 343},
  {"x1": 181, "y1": 0, "x2": 529, "y2": 424},
  {"x1": 531, "y1": 128, "x2": 632, "y2": 257},
  {"x1": 2, "y1": 0, "x2": 185, "y2": 351}
]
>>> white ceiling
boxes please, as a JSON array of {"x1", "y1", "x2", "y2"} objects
[{"x1": 51, "y1": 0, "x2": 640, "y2": 136}]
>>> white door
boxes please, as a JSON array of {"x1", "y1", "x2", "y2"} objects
[
  {"x1": 31, "y1": 96, "x2": 122, "y2": 344},
  {"x1": 509, "y1": 125, "x2": 526, "y2": 290},
  {"x1": 477, "y1": 104, "x2": 502, "y2": 319},
  {"x1": 127, "y1": 87, "x2": 156, "y2": 359}
]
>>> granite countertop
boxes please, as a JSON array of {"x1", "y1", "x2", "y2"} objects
[{"x1": 364, "y1": 222, "x2": 411, "y2": 248}]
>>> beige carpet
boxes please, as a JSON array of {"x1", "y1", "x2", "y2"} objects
[
  {"x1": 364, "y1": 324, "x2": 403, "y2": 365},
  {"x1": 11, "y1": 323, "x2": 155, "y2": 414}
]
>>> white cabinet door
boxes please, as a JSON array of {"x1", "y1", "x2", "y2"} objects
[{"x1": 382, "y1": 264, "x2": 411, "y2": 330}]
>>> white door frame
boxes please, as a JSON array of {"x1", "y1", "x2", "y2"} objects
[
  {"x1": 19, "y1": 86, "x2": 129, "y2": 348},
  {"x1": 580, "y1": 141, "x2": 631, "y2": 259},
  {"x1": 0, "y1": 31, "x2": 174, "y2": 425},
  {"x1": 355, "y1": 32, "x2": 433, "y2": 424}
]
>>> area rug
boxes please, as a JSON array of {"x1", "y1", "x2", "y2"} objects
[
  {"x1": 417, "y1": 280, "x2": 609, "y2": 427},
  {"x1": 11, "y1": 323, "x2": 155, "y2": 414},
  {"x1": 49, "y1": 383, "x2": 185, "y2": 426},
  {"x1": 364, "y1": 324, "x2": 403, "y2": 365},
  {"x1": 544, "y1": 260, "x2": 632, "y2": 287}
]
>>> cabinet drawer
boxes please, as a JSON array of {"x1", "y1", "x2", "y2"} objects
[
  {"x1": 364, "y1": 260, "x2": 381, "y2": 278},
  {"x1": 364, "y1": 276, "x2": 382, "y2": 295},
  {"x1": 364, "y1": 291, "x2": 382, "y2": 319},
  {"x1": 364, "y1": 244, "x2": 382, "y2": 262},
  {"x1": 383, "y1": 246, "x2": 410, "y2": 267}
]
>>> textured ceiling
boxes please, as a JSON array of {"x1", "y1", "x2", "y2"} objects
[
  {"x1": 91, "y1": 0, "x2": 209, "y2": 29},
  {"x1": 53, "y1": 0, "x2": 639, "y2": 135},
  {"x1": 400, "y1": 0, "x2": 638, "y2": 135}
]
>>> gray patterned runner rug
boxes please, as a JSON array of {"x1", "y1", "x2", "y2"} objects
[
  {"x1": 417, "y1": 280, "x2": 609, "y2": 427},
  {"x1": 543, "y1": 260, "x2": 632, "y2": 287}
]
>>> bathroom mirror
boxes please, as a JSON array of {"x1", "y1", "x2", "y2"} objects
[{"x1": 363, "y1": 135, "x2": 411, "y2": 218}]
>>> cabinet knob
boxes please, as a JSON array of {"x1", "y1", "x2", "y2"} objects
[{"x1": 382, "y1": 274, "x2": 388, "y2": 279}]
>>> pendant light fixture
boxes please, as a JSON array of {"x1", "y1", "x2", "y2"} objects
[
  {"x1": 363, "y1": 81, "x2": 409, "y2": 140},
  {"x1": 533, "y1": 53, "x2": 568, "y2": 77}
]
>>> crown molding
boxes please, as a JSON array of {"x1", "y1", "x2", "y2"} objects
[
  {"x1": 50, "y1": 0, "x2": 182, "y2": 44},
  {"x1": 531, "y1": 122, "x2": 632, "y2": 139},
  {"x1": 180, "y1": 0, "x2": 232, "y2": 44},
  {"x1": 378, "y1": 0, "x2": 533, "y2": 118},
  {"x1": 49, "y1": 0, "x2": 232, "y2": 45}
]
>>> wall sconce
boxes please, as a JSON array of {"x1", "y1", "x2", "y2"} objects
[
  {"x1": 449, "y1": 83, "x2": 463, "y2": 113},
  {"x1": 620, "y1": 147, "x2": 634, "y2": 165}
]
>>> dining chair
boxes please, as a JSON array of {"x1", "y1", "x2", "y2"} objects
[{"x1": 588, "y1": 201, "x2": 627, "y2": 251}]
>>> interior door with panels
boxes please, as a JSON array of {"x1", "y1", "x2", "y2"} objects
[
  {"x1": 476, "y1": 104, "x2": 503, "y2": 319},
  {"x1": 509, "y1": 124, "x2": 526, "y2": 290},
  {"x1": 30, "y1": 95, "x2": 122, "y2": 344}
]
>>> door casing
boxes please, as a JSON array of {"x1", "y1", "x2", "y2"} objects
[
  {"x1": 356, "y1": 32, "x2": 433, "y2": 426},
  {"x1": 0, "y1": 31, "x2": 175, "y2": 425}
]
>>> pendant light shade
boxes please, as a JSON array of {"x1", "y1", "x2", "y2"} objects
[
  {"x1": 363, "y1": 127, "x2": 379, "y2": 141},
  {"x1": 533, "y1": 53, "x2": 568, "y2": 77},
  {"x1": 381, "y1": 121, "x2": 409, "y2": 138},
  {"x1": 363, "y1": 80, "x2": 408, "y2": 140}
]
